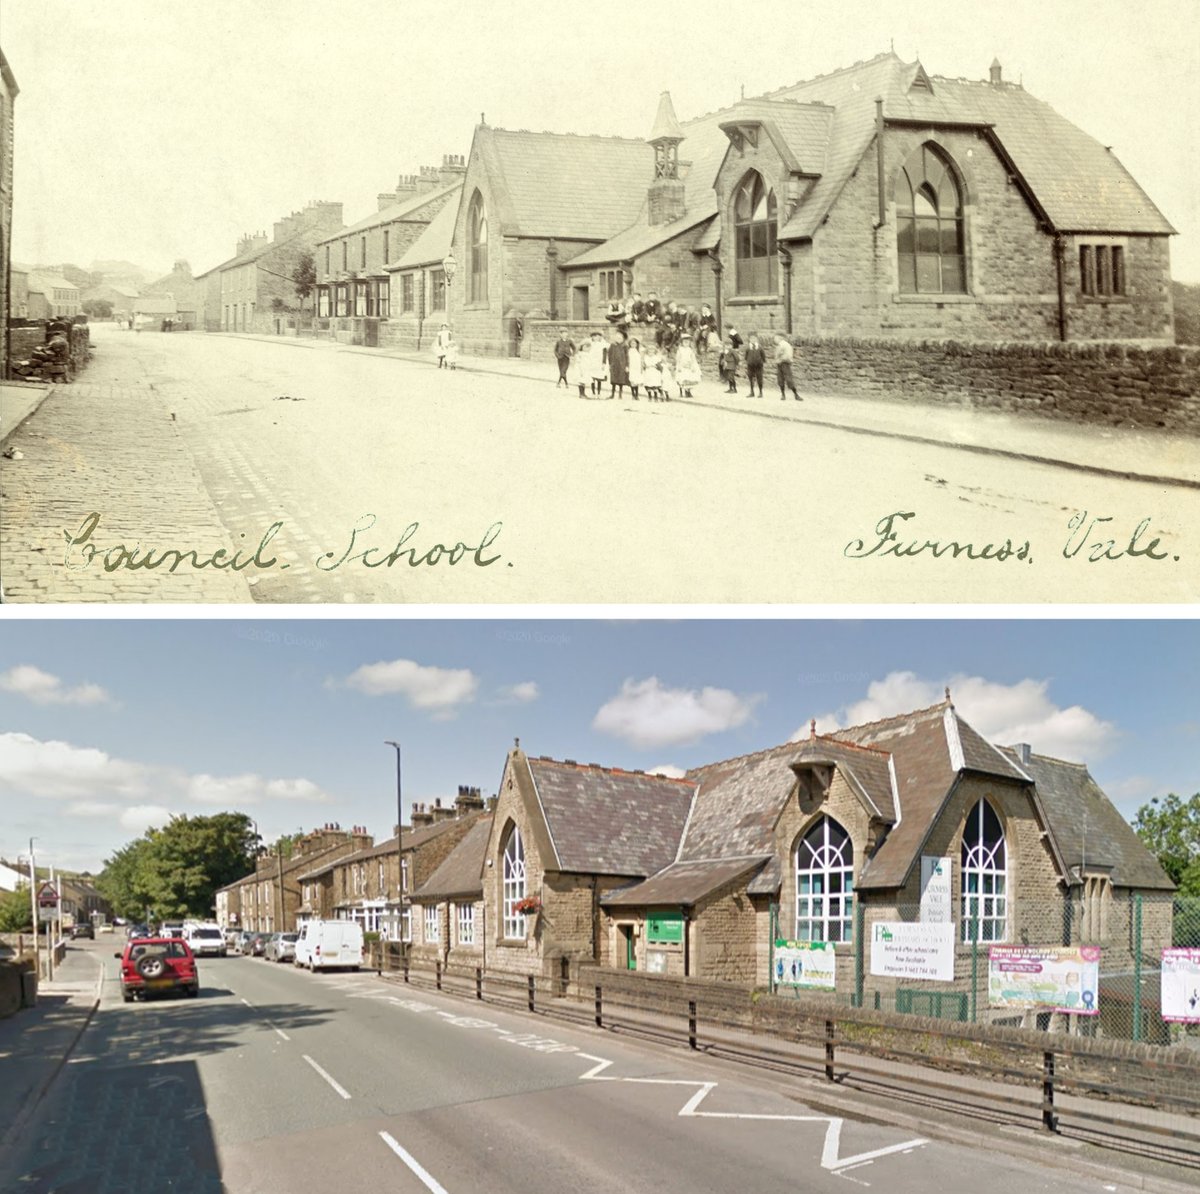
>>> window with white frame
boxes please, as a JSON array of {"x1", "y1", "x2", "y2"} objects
[
  {"x1": 502, "y1": 825, "x2": 526, "y2": 940},
  {"x1": 795, "y1": 816, "x2": 854, "y2": 943},
  {"x1": 457, "y1": 902, "x2": 475, "y2": 946},
  {"x1": 425, "y1": 904, "x2": 440, "y2": 943},
  {"x1": 402, "y1": 907, "x2": 412, "y2": 942},
  {"x1": 401, "y1": 857, "x2": 409, "y2": 894},
  {"x1": 961, "y1": 799, "x2": 1007, "y2": 942},
  {"x1": 378, "y1": 861, "x2": 386, "y2": 894}
]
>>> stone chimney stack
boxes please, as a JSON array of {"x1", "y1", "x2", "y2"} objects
[
  {"x1": 410, "y1": 802, "x2": 435, "y2": 828},
  {"x1": 430, "y1": 797, "x2": 456, "y2": 823},
  {"x1": 455, "y1": 785, "x2": 485, "y2": 814},
  {"x1": 437, "y1": 153, "x2": 467, "y2": 187},
  {"x1": 415, "y1": 165, "x2": 442, "y2": 193},
  {"x1": 237, "y1": 231, "x2": 269, "y2": 257},
  {"x1": 989, "y1": 57, "x2": 1003, "y2": 86},
  {"x1": 647, "y1": 92, "x2": 686, "y2": 226}
]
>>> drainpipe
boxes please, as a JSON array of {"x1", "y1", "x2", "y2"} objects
[
  {"x1": 1053, "y1": 232, "x2": 1068, "y2": 342},
  {"x1": 708, "y1": 249, "x2": 723, "y2": 335},
  {"x1": 875, "y1": 98, "x2": 886, "y2": 226},
  {"x1": 682, "y1": 908, "x2": 691, "y2": 977},
  {"x1": 778, "y1": 246, "x2": 793, "y2": 335},
  {"x1": 546, "y1": 240, "x2": 559, "y2": 321},
  {"x1": 416, "y1": 270, "x2": 426, "y2": 352}
]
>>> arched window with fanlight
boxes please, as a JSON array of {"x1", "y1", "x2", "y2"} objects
[
  {"x1": 896, "y1": 143, "x2": 966, "y2": 294},
  {"x1": 468, "y1": 191, "x2": 488, "y2": 304},
  {"x1": 795, "y1": 815, "x2": 854, "y2": 943},
  {"x1": 501, "y1": 823, "x2": 526, "y2": 939},
  {"x1": 733, "y1": 172, "x2": 778, "y2": 296},
  {"x1": 961, "y1": 799, "x2": 1007, "y2": 941}
]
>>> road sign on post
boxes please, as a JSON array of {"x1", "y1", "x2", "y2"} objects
[{"x1": 37, "y1": 883, "x2": 59, "y2": 922}]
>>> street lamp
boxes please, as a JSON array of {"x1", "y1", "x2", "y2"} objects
[
  {"x1": 442, "y1": 250, "x2": 457, "y2": 330},
  {"x1": 384, "y1": 741, "x2": 404, "y2": 954}
]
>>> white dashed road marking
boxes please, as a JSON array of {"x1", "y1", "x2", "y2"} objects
[
  {"x1": 302, "y1": 1054, "x2": 351, "y2": 1100},
  {"x1": 379, "y1": 1131, "x2": 451, "y2": 1194}
]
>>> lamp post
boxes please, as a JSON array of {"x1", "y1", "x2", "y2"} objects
[
  {"x1": 384, "y1": 741, "x2": 404, "y2": 950},
  {"x1": 442, "y1": 250, "x2": 457, "y2": 334},
  {"x1": 27, "y1": 838, "x2": 38, "y2": 975}
]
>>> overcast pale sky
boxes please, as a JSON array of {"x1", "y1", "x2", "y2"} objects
[
  {"x1": 4, "y1": 0, "x2": 1198, "y2": 280},
  {"x1": 0, "y1": 618, "x2": 1195, "y2": 874}
]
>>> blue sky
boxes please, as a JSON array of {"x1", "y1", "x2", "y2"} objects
[{"x1": 0, "y1": 619, "x2": 1195, "y2": 874}]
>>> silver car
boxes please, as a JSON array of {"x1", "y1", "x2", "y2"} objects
[{"x1": 264, "y1": 932, "x2": 298, "y2": 963}]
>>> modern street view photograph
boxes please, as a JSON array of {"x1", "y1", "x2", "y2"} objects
[
  {"x1": 0, "y1": 618, "x2": 1197, "y2": 1192},
  {"x1": 0, "y1": 0, "x2": 1198, "y2": 603}
]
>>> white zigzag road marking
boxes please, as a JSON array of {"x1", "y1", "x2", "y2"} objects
[{"x1": 574, "y1": 1054, "x2": 927, "y2": 1173}]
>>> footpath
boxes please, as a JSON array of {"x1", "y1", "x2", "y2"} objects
[
  {"x1": 0, "y1": 361, "x2": 251, "y2": 603},
  {"x1": 215, "y1": 331, "x2": 1200, "y2": 491},
  {"x1": 0, "y1": 944, "x2": 105, "y2": 1163}
]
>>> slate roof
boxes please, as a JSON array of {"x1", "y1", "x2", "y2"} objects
[
  {"x1": 412, "y1": 817, "x2": 493, "y2": 901},
  {"x1": 473, "y1": 126, "x2": 652, "y2": 240},
  {"x1": 293, "y1": 818, "x2": 467, "y2": 881},
  {"x1": 317, "y1": 183, "x2": 459, "y2": 243},
  {"x1": 390, "y1": 194, "x2": 460, "y2": 270},
  {"x1": 526, "y1": 757, "x2": 695, "y2": 876},
  {"x1": 601, "y1": 857, "x2": 769, "y2": 907},
  {"x1": 995, "y1": 749, "x2": 1174, "y2": 890},
  {"x1": 758, "y1": 52, "x2": 1173, "y2": 240}
]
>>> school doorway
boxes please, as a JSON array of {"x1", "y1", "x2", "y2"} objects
[
  {"x1": 618, "y1": 924, "x2": 636, "y2": 970},
  {"x1": 572, "y1": 286, "x2": 589, "y2": 321}
]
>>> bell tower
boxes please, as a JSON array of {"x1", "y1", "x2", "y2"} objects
[{"x1": 647, "y1": 91, "x2": 686, "y2": 226}]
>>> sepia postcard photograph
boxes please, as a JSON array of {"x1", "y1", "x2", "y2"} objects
[
  {"x1": 0, "y1": 617, "x2": 1197, "y2": 1190},
  {"x1": 0, "y1": 0, "x2": 1197, "y2": 604}
]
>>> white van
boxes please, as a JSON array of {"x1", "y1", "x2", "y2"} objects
[
  {"x1": 185, "y1": 923, "x2": 227, "y2": 957},
  {"x1": 293, "y1": 919, "x2": 363, "y2": 972}
]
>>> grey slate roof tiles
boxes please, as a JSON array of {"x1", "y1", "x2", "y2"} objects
[
  {"x1": 600, "y1": 857, "x2": 770, "y2": 907},
  {"x1": 526, "y1": 758, "x2": 695, "y2": 877},
  {"x1": 413, "y1": 817, "x2": 493, "y2": 900}
]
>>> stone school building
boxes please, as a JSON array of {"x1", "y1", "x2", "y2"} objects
[
  {"x1": 461, "y1": 697, "x2": 1171, "y2": 1018},
  {"x1": 429, "y1": 51, "x2": 1174, "y2": 357}
]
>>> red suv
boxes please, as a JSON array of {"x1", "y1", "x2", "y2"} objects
[{"x1": 116, "y1": 937, "x2": 199, "y2": 1001}]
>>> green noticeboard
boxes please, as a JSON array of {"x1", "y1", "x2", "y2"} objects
[{"x1": 647, "y1": 913, "x2": 683, "y2": 944}]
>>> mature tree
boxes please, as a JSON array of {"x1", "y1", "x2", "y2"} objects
[
  {"x1": 267, "y1": 832, "x2": 305, "y2": 860},
  {"x1": 292, "y1": 252, "x2": 316, "y2": 314},
  {"x1": 82, "y1": 298, "x2": 114, "y2": 320},
  {"x1": 97, "y1": 813, "x2": 260, "y2": 921},
  {"x1": 1133, "y1": 792, "x2": 1200, "y2": 895}
]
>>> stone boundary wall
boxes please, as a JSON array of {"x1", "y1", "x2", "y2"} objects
[
  {"x1": 789, "y1": 337, "x2": 1200, "y2": 433},
  {"x1": 0, "y1": 956, "x2": 35, "y2": 1018}
]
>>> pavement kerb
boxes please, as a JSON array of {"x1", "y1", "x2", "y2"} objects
[
  {"x1": 205, "y1": 332, "x2": 1198, "y2": 492},
  {"x1": 372, "y1": 968, "x2": 1196, "y2": 1194},
  {"x1": 0, "y1": 952, "x2": 104, "y2": 1162}
]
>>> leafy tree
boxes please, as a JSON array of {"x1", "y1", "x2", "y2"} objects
[
  {"x1": 97, "y1": 813, "x2": 260, "y2": 921},
  {"x1": 268, "y1": 832, "x2": 304, "y2": 860},
  {"x1": 0, "y1": 887, "x2": 33, "y2": 932},
  {"x1": 292, "y1": 252, "x2": 316, "y2": 314},
  {"x1": 82, "y1": 298, "x2": 114, "y2": 320},
  {"x1": 1133, "y1": 792, "x2": 1200, "y2": 895}
]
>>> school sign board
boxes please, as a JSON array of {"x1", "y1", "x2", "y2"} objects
[
  {"x1": 988, "y1": 945, "x2": 1100, "y2": 1014},
  {"x1": 774, "y1": 940, "x2": 836, "y2": 990},
  {"x1": 869, "y1": 921, "x2": 955, "y2": 981},
  {"x1": 1161, "y1": 948, "x2": 1200, "y2": 1023},
  {"x1": 919, "y1": 856, "x2": 952, "y2": 923}
]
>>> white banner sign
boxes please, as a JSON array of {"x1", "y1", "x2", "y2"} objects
[
  {"x1": 774, "y1": 940, "x2": 836, "y2": 990},
  {"x1": 1161, "y1": 948, "x2": 1200, "y2": 1023},
  {"x1": 870, "y1": 921, "x2": 955, "y2": 981},
  {"x1": 919, "y1": 856, "x2": 952, "y2": 923}
]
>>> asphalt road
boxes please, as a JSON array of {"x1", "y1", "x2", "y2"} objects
[
  {"x1": 0, "y1": 940, "x2": 1151, "y2": 1194},
  {"x1": 61, "y1": 326, "x2": 1200, "y2": 603}
]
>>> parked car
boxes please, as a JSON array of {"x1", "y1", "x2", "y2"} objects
[
  {"x1": 97, "y1": 923, "x2": 114, "y2": 934},
  {"x1": 185, "y1": 924, "x2": 227, "y2": 957},
  {"x1": 70, "y1": 922, "x2": 95, "y2": 940},
  {"x1": 248, "y1": 932, "x2": 270, "y2": 957},
  {"x1": 294, "y1": 920, "x2": 363, "y2": 971},
  {"x1": 264, "y1": 932, "x2": 298, "y2": 963},
  {"x1": 127, "y1": 923, "x2": 152, "y2": 939},
  {"x1": 115, "y1": 937, "x2": 199, "y2": 1001},
  {"x1": 160, "y1": 921, "x2": 185, "y2": 939}
]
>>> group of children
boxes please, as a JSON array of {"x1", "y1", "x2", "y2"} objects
[{"x1": 556, "y1": 329, "x2": 702, "y2": 402}]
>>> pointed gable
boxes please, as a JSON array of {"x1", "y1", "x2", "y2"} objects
[{"x1": 648, "y1": 91, "x2": 684, "y2": 144}]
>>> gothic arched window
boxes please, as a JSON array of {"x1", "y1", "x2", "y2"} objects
[
  {"x1": 501, "y1": 823, "x2": 526, "y2": 939},
  {"x1": 961, "y1": 799, "x2": 1007, "y2": 941},
  {"x1": 795, "y1": 816, "x2": 854, "y2": 943},
  {"x1": 468, "y1": 191, "x2": 488, "y2": 304},
  {"x1": 733, "y1": 172, "x2": 778, "y2": 296},
  {"x1": 896, "y1": 143, "x2": 966, "y2": 294}
]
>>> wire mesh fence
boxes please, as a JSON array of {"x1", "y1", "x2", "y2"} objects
[{"x1": 768, "y1": 895, "x2": 1200, "y2": 1045}]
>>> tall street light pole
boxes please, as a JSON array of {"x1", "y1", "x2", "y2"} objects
[
  {"x1": 27, "y1": 838, "x2": 38, "y2": 975},
  {"x1": 384, "y1": 741, "x2": 403, "y2": 950}
]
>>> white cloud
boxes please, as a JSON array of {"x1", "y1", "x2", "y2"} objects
[
  {"x1": 0, "y1": 732, "x2": 333, "y2": 817},
  {"x1": 335, "y1": 659, "x2": 478, "y2": 712},
  {"x1": 647, "y1": 764, "x2": 687, "y2": 779},
  {"x1": 495, "y1": 681, "x2": 540, "y2": 704},
  {"x1": 593, "y1": 677, "x2": 762, "y2": 750},
  {"x1": 0, "y1": 664, "x2": 112, "y2": 706},
  {"x1": 805, "y1": 671, "x2": 1115, "y2": 762},
  {"x1": 119, "y1": 805, "x2": 176, "y2": 834}
]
